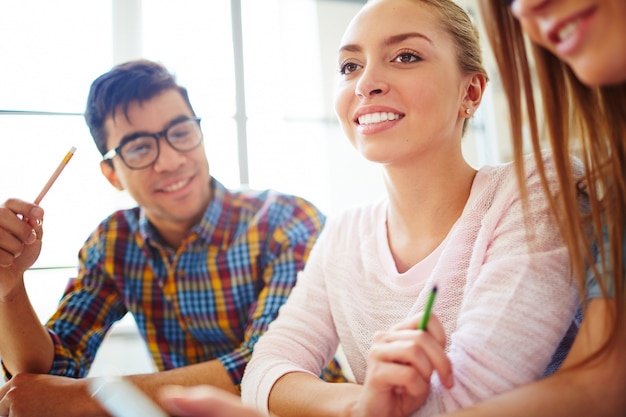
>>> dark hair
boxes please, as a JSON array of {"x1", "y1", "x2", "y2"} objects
[{"x1": 84, "y1": 59, "x2": 195, "y2": 156}]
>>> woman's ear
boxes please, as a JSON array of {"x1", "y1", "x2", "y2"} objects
[
  {"x1": 100, "y1": 160, "x2": 124, "y2": 191},
  {"x1": 461, "y1": 73, "x2": 487, "y2": 116}
]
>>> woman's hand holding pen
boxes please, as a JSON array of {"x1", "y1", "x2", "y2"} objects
[
  {"x1": 0, "y1": 199, "x2": 44, "y2": 299},
  {"x1": 348, "y1": 313, "x2": 453, "y2": 417}
]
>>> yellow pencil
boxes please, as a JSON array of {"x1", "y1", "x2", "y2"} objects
[{"x1": 34, "y1": 146, "x2": 76, "y2": 205}]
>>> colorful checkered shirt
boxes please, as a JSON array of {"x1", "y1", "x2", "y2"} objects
[{"x1": 41, "y1": 178, "x2": 325, "y2": 385}]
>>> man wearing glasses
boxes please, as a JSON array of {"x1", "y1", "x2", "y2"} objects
[{"x1": 0, "y1": 59, "x2": 341, "y2": 416}]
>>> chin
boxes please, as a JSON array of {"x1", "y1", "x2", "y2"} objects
[{"x1": 572, "y1": 62, "x2": 626, "y2": 87}]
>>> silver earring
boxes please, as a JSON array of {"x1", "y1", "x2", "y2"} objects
[{"x1": 465, "y1": 108, "x2": 471, "y2": 115}]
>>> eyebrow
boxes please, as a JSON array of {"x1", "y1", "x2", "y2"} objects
[
  {"x1": 119, "y1": 115, "x2": 192, "y2": 145},
  {"x1": 339, "y1": 31, "x2": 433, "y2": 54},
  {"x1": 385, "y1": 32, "x2": 433, "y2": 46}
]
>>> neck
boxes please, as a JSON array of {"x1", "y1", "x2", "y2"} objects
[
  {"x1": 383, "y1": 157, "x2": 477, "y2": 273},
  {"x1": 147, "y1": 208, "x2": 206, "y2": 249}
]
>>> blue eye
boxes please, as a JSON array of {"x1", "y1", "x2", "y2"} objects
[{"x1": 339, "y1": 62, "x2": 361, "y2": 75}]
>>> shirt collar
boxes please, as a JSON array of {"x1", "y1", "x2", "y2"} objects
[{"x1": 138, "y1": 177, "x2": 227, "y2": 249}]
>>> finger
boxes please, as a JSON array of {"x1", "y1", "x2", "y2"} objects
[
  {"x1": 370, "y1": 338, "x2": 434, "y2": 380},
  {"x1": 0, "y1": 250, "x2": 18, "y2": 267},
  {"x1": 25, "y1": 218, "x2": 43, "y2": 242},
  {"x1": 0, "y1": 229, "x2": 27, "y2": 260},
  {"x1": 372, "y1": 330, "x2": 454, "y2": 389},
  {"x1": 0, "y1": 210, "x2": 40, "y2": 247},
  {"x1": 388, "y1": 315, "x2": 422, "y2": 331},
  {"x1": 0, "y1": 383, "x2": 11, "y2": 417},
  {"x1": 3, "y1": 199, "x2": 44, "y2": 217},
  {"x1": 367, "y1": 358, "x2": 430, "y2": 397},
  {"x1": 388, "y1": 313, "x2": 447, "y2": 348},
  {"x1": 2, "y1": 199, "x2": 44, "y2": 221},
  {"x1": 421, "y1": 313, "x2": 446, "y2": 348},
  {"x1": 407, "y1": 329, "x2": 453, "y2": 389}
]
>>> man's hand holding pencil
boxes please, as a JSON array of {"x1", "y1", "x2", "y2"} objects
[
  {"x1": 0, "y1": 199, "x2": 44, "y2": 297},
  {"x1": 0, "y1": 147, "x2": 75, "y2": 297}
]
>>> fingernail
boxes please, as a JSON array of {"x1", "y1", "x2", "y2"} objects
[
  {"x1": 26, "y1": 229, "x2": 37, "y2": 244},
  {"x1": 29, "y1": 206, "x2": 44, "y2": 219}
]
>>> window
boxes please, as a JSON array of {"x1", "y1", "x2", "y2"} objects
[
  {"x1": 1, "y1": 0, "x2": 390, "y2": 266},
  {"x1": 1, "y1": 0, "x2": 502, "y2": 273},
  {"x1": 0, "y1": 0, "x2": 126, "y2": 269}
]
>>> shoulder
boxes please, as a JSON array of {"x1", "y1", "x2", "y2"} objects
[
  {"x1": 297, "y1": 200, "x2": 386, "y2": 264},
  {"x1": 479, "y1": 149, "x2": 583, "y2": 195},
  {"x1": 220, "y1": 184, "x2": 326, "y2": 237},
  {"x1": 240, "y1": 188, "x2": 323, "y2": 220},
  {"x1": 80, "y1": 207, "x2": 141, "y2": 264},
  {"x1": 319, "y1": 200, "x2": 386, "y2": 241},
  {"x1": 90, "y1": 207, "x2": 141, "y2": 237},
  {"x1": 514, "y1": 149, "x2": 584, "y2": 182},
  {"x1": 80, "y1": 207, "x2": 141, "y2": 257}
]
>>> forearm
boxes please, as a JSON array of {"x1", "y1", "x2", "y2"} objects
[
  {"x1": 439, "y1": 362, "x2": 625, "y2": 417},
  {"x1": 0, "y1": 360, "x2": 241, "y2": 417},
  {"x1": 128, "y1": 358, "x2": 239, "y2": 401},
  {"x1": 0, "y1": 279, "x2": 54, "y2": 374},
  {"x1": 440, "y1": 300, "x2": 626, "y2": 417},
  {"x1": 269, "y1": 372, "x2": 361, "y2": 417}
]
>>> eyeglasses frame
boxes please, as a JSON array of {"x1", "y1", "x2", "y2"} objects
[{"x1": 102, "y1": 117, "x2": 203, "y2": 170}]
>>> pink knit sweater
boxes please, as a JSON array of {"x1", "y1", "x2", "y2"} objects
[{"x1": 242, "y1": 153, "x2": 580, "y2": 415}]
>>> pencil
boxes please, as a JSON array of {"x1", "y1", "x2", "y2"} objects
[
  {"x1": 34, "y1": 146, "x2": 76, "y2": 205},
  {"x1": 418, "y1": 285, "x2": 437, "y2": 331}
]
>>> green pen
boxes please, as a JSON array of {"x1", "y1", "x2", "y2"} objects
[{"x1": 418, "y1": 285, "x2": 438, "y2": 331}]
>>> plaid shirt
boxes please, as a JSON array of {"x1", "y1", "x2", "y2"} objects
[{"x1": 41, "y1": 178, "x2": 325, "y2": 385}]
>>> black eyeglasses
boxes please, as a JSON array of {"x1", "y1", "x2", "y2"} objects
[{"x1": 103, "y1": 117, "x2": 203, "y2": 170}]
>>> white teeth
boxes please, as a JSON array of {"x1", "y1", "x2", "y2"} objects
[
  {"x1": 162, "y1": 179, "x2": 188, "y2": 192},
  {"x1": 557, "y1": 20, "x2": 579, "y2": 42},
  {"x1": 358, "y1": 112, "x2": 401, "y2": 125}
]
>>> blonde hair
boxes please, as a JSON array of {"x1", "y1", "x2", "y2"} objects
[
  {"x1": 422, "y1": 0, "x2": 488, "y2": 134},
  {"x1": 479, "y1": 1, "x2": 626, "y2": 349}
]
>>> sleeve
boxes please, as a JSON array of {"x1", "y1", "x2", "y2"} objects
[
  {"x1": 241, "y1": 219, "x2": 341, "y2": 412},
  {"x1": 585, "y1": 227, "x2": 615, "y2": 299},
  {"x1": 415, "y1": 154, "x2": 583, "y2": 415},
  {"x1": 44, "y1": 224, "x2": 127, "y2": 378},
  {"x1": 217, "y1": 195, "x2": 328, "y2": 385}
]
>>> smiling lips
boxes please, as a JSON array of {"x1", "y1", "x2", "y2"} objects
[
  {"x1": 159, "y1": 177, "x2": 191, "y2": 193},
  {"x1": 357, "y1": 111, "x2": 403, "y2": 125},
  {"x1": 555, "y1": 20, "x2": 579, "y2": 42},
  {"x1": 548, "y1": 6, "x2": 595, "y2": 45}
]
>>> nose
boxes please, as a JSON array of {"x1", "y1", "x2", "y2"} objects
[
  {"x1": 153, "y1": 137, "x2": 186, "y2": 172},
  {"x1": 354, "y1": 65, "x2": 389, "y2": 98},
  {"x1": 510, "y1": 0, "x2": 550, "y2": 18}
]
